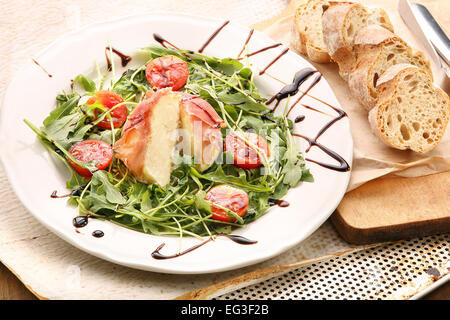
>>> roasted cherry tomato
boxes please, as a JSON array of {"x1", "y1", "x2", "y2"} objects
[
  {"x1": 86, "y1": 90, "x2": 127, "y2": 129},
  {"x1": 225, "y1": 132, "x2": 270, "y2": 169},
  {"x1": 205, "y1": 185, "x2": 249, "y2": 222},
  {"x1": 68, "y1": 140, "x2": 113, "y2": 177},
  {"x1": 145, "y1": 55, "x2": 189, "y2": 91}
]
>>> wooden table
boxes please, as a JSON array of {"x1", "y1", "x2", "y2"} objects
[{"x1": 0, "y1": 261, "x2": 448, "y2": 299}]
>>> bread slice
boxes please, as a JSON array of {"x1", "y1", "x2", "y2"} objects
[
  {"x1": 292, "y1": 0, "x2": 333, "y2": 63},
  {"x1": 322, "y1": 2, "x2": 394, "y2": 81},
  {"x1": 114, "y1": 89, "x2": 181, "y2": 186},
  {"x1": 348, "y1": 25, "x2": 432, "y2": 110},
  {"x1": 368, "y1": 64, "x2": 450, "y2": 153}
]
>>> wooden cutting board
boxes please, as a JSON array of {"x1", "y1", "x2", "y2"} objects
[{"x1": 332, "y1": 171, "x2": 450, "y2": 244}]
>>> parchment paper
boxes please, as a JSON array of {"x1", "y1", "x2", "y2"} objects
[{"x1": 258, "y1": 0, "x2": 450, "y2": 191}]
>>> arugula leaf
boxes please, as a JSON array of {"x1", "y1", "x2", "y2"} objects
[
  {"x1": 280, "y1": 130, "x2": 304, "y2": 187},
  {"x1": 88, "y1": 128, "x2": 121, "y2": 145},
  {"x1": 139, "y1": 45, "x2": 184, "y2": 59},
  {"x1": 113, "y1": 69, "x2": 149, "y2": 98},
  {"x1": 42, "y1": 113, "x2": 84, "y2": 148},
  {"x1": 194, "y1": 190, "x2": 211, "y2": 213},
  {"x1": 191, "y1": 166, "x2": 272, "y2": 193},
  {"x1": 43, "y1": 93, "x2": 80, "y2": 127},
  {"x1": 301, "y1": 169, "x2": 314, "y2": 182},
  {"x1": 217, "y1": 92, "x2": 269, "y2": 113},
  {"x1": 239, "y1": 67, "x2": 252, "y2": 79},
  {"x1": 74, "y1": 74, "x2": 96, "y2": 92},
  {"x1": 91, "y1": 171, "x2": 126, "y2": 204},
  {"x1": 67, "y1": 171, "x2": 85, "y2": 189},
  {"x1": 207, "y1": 57, "x2": 243, "y2": 75}
]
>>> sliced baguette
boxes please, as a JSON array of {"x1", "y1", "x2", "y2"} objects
[
  {"x1": 292, "y1": 0, "x2": 333, "y2": 63},
  {"x1": 348, "y1": 25, "x2": 432, "y2": 110},
  {"x1": 368, "y1": 64, "x2": 450, "y2": 153},
  {"x1": 322, "y1": 2, "x2": 394, "y2": 81}
]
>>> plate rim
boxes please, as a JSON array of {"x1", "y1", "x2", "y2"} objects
[{"x1": 0, "y1": 12, "x2": 353, "y2": 274}]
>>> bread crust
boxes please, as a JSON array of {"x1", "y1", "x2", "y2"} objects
[
  {"x1": 322, "y1": 3, "x2": 364, "y2": 80},
  {"x1": 322, "y1": 3, "x2": 394, "y2": 81},
  {"x1": 353, "y1": 24, "x2": 394, "y2": 48},
  {"x1": 292, "y1": 0, "x2": 332, "y2": 63},
  {"x1": 348, "y1": 52, "x2": 380, "y2": 110}
]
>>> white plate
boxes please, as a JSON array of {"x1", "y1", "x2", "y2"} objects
[{"x1": 0, "y1": 13, "x2": 352, "y2": 274}]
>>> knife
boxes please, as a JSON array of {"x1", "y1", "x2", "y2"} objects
[{"x1": 398, "y1": 0, "x2": 450, "y2": 80}]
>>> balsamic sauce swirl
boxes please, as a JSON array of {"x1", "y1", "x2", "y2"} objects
[
  {"x1": 105, "y1": 47, "x2": 132, "y2": 70},
  {"x1": 293, "y1": 133, "x2": 350, "y2": 172},
  {"x1": 153, "y1": 33, "x2": 181, "y2": 50},
  {"x1": 236, "y1": 29, "x2": 254, "y2": 59},
  {"x1": 151, "y1": 234, "x2": 257, "y2": 260},
  {"x1": 92, "y1": 230, "x2": 104, "y2": 238},
  {"x1": 294, "y1": 115, "x2": 305, "y2": 123},
  {"x1": 259, "y1": 48, "x2": 289, "y2": 76},
  {"x1": 266, "y1": 69, "x2": 318, "y2": 113},
  {"x1": 73, "y1": 215, "x2": 90, "y2": 228},
  {"x1": 238, "y1": 43, "x2": 282, "y2": 60},
  {"x1": 265, "y1": 67, "x2": 350, "y2": 172},
  {"x1": 198, "y1": 20, "x2": 230, "y2": 53},
  {"x1": 268, "y1": 199, "x2": 290, "y2": 207},
  {"x1": 32, "y1": 58, "x2": 53, "y2": 78}
]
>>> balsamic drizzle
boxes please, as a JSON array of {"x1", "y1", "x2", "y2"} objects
[
  {"x1": 266, "y1": 69, "x2": 317, "y2": 105},
  {"x1": 301, "y1": 104, "x2": 332, "y2": 117},
  {"x1": 105, "y1": 47, "x2": 132, "y2": 71},
  {"x1": 259, "y1": 48, "x2": 289, "y2": 76},
  {"x1": 293, "y1": 133, "x2": 350, "y2": 172},
  {"x1": 92, "y1": 230, "x2": 104, "y2": 238},
  {"x1": 309, "y1": 108, "x2": 347, "y2": 150},
  {"x1": 236, "y1": 29, "x2": 254, "y2": 59},
  {"x1": 73, "y1": 216, "x2": 90, "y2": 228},
  {"x1": 151, "y1": 234, "x2": 257, "y2": 260},
  {"x1": 264, "y1": 67, "x2": 349, "y2": 172},
  {"x1": 294, "y1": 115, "x2": 305, "y2": 123},
  {"x1": 238, "y1": 43, "x2": 282, "y2": 60},
  {"x1": 153, "y1": 33, "x2": 181, "y2": 50},
  {"x1": 286, "y1": 73, "x2": 322, "y2": 117},
  {"x1": 268, "y1": 199, "x2": 290, "y2": 207},
  {"x1": 51, "y1": 190, "x2": 69, "y2": 198},
  {"x1": 32, "y1": 58, "x2": 53, "y2": 78},
  {"x1": 266, "y1": 68, "x2": 318, "y2": 113},
  {"x1": 198, "y1": 20, "x2": 230, "y2": 53},
  {"x1": 51, "y1": 186, "x2": 84, "y2": 198}
]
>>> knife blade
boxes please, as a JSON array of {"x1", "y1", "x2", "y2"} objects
[
  {"x1": 398, "y1": 0, "x2": 450, "y2": 80},
  {"x1": 410, "y1": 2, "x2": 450, "y2": 67}
]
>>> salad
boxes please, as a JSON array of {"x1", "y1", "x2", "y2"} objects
[{"x1": 25, "y1": 43, "x2": 313, "y2": 239}]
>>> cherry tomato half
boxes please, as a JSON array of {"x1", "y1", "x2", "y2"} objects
[
  {"x1": 86, "y1": 90, "x2": 127, "y2": 129},
  {"x1": 205, "y1": 185, "x2": 249, "y2": 222},
  {"x1": 68, "y1": 139, "x2": 113, "y2": 177},
  {"x1": 145, "y1": 55, "x2": 189, "y2": 91},
  {"x1": 225, "y1": 132, "x2": 270, "y2": 169}
]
